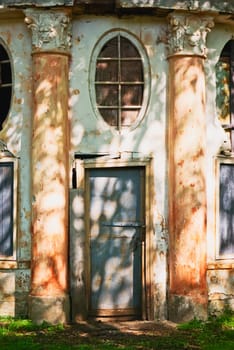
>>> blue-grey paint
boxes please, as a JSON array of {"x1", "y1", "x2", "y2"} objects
[
  {"x1": 0, "y1": 162, "x2": 13, "y2": 256},
  {"x1": 89, "y1": 167, "x2": 144, "y2": 317}
]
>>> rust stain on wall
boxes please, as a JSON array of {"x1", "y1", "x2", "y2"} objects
[
  {"x1": 31, "y1": 53, "x2": 69, "y2": 299},
  {"x1": 0, "y1": 30, "x2": 12, "y2": 45},
  {"x1": 169, "y1": 55, "x2": 207, "y2": 317}
]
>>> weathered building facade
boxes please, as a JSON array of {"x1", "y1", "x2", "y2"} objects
[{"x1": 0, "y1": 0, "x2": 233, "y2": 324}]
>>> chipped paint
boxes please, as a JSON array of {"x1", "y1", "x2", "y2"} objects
[
  {"x1": 0, "y1": 3, "x2": 233, "y2": 323},
  {"x1": 169, "y1": 54, "x2": 207, "y2": 294},
  {"x1": 207, "y1": 268, "x2": 234, "y2": 314},
  {"x1": 0, "y1": 19, "x2": 32, "y2": 317}
]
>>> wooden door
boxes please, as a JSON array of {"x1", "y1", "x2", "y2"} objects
[{"x1": 88, "y1": 167, "x2": 145, "y2": 319}]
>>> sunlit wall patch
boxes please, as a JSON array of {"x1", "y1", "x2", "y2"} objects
[
  {"x1": 0, "y1": 39, "x2": 13, "y2": 130},
  {"x1": 89, "y1": 30, "x2": 150, "y2": 133}
]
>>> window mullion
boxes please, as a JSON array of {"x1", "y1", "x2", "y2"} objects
[{"x1": 93, "y1": 32, "x2": 146, "y2": 130}]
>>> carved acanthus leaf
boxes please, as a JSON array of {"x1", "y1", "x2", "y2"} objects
[
  {"x1": 167, "y1": 14, "x2": 214, "y2": 57},
  {"x1": 24, "y1": 10, "x2": 71, "y2": 52}
]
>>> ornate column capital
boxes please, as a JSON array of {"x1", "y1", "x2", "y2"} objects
[
  {"x1": 167, "y1": 13, "x2": 214, "y2": 57},
  {"x1": 24, "y1": 9, "x2": 71, "y2": 53}
]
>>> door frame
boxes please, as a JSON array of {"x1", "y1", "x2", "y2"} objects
[{"x1": 84, "y1": 157, "x2": 154, "y2": 320}]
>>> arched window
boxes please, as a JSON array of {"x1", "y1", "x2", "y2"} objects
[
  {"x1": 0, "y1": 42, "x2": 12, "y2": 130},
  {"x1": 216, "y1": 40, "x2": 234, "y2": 153},
  {"x1": 90, "y1": 31, "x2": 149, "y2": 131}
]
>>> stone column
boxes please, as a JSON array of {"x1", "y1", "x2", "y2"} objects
[
  {"x1": 25, "y1": 9, "x2": 71, "y2": 324},
  {"x1": 167, "y1": 14, "x2": 214, "y2": 322}
]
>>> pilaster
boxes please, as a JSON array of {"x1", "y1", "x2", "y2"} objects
[
  {"x1": 25, "y1": 9, "x2": 71, "y2": 324},
  {"x1": 168, "y1": 13, "x2": 214, "y2": 57},
  {"x1": 167, "y1": 13, "x2": 214, "y2": 322},
  {"x1": 25, "y1": 9, "x2": 71, "y2": 53}
]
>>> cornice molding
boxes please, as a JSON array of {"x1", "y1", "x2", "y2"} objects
[
  {"x1": 24, "y1": 9, "x2": 72, "y2": 53},
  {"x1": 167, "y1": 13, "x2": 214, "y2": 57}
]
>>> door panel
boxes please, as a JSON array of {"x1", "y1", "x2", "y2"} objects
[{"x1": 88, "y1": 167, "x2": 144, "y2": 318}]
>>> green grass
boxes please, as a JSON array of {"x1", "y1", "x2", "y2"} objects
[
  {"x1": 178, "y1": 310, "x2": 234, "y2": 350},
  {"x1": 0, "y1": 311, "x2": 233, "y2": 350}
]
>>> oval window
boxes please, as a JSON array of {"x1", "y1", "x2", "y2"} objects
[
  {"x1": 90, "y1": 31, "x2": 150, "y2": 131},
  {"x1": 0, "y1": 42, "x2": 12, "y2": 130}
]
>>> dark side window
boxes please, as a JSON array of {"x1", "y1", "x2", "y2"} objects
[
  {"x1": 218, "y1": 162, "x2": 234, "y2": 257},
  {"x1": 216, "y1": 40, "x2": 234, "y2": 153},
  {"x1": 0, "y1": 162, "x2": 14, "y2": 257},
  {"x1": 0, "y1": 43, "x2": 12, "y2": 130}
]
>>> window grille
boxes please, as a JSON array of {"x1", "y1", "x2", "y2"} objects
[{"x1": 91, "y1": 31, "x2": 149, "y2": 131}]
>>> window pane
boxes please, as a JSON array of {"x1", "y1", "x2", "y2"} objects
[
  {"x1": 93, "y1": 33, "x2": 147, "y2": 130},
  {"x1": 1, "y1": 62, "x2": 11, "y2": 85},
  {"x1": 121, "y1": 61, "x2": 143, "y2": 82},
  {"x1": 216, "y1": 61, "x2": 230, "y2": 125},
  {"x1": 99, "y1": 37, "x2": 118, "y2": 58},
  {"x1": 121, "y1": 109, "x2": 139, "y2": 126},
  {"x1": 216, "y1": 40, "x2": 234, "y2": 152},
  {"x1": 96, "y1": 84, "x2": 118, "y2": 106},
  {"x1": 0, "y1": 87, "x2": 11, "y2": 130},
  {"x1": 96, "y1": 60, "x2": 118, "y2": 82},
  {"x1": 0, "y1": 163, "x2": 13, "y2": 256},
  {"x1": 99, "y1": 108, "x2": 118, "y2": 126},
  {"x1": 0, "y1": 45, "x2": 8, "y2": 60},
  {"x1": 0, "y1": 44, "x2": 12, "y2": 130},
  {"x1": 219, "y1": 163, "x2": 234, "y2": 256},
  {"x1": 121, "y1": 85, "x2": 143, "y2": 106},
  {"x1": 120, "y1": 37, "x2": 139, "y2": 57}
]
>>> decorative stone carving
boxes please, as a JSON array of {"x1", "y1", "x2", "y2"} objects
[
  {"x1": 0, "y1": 139, "x2": 15, "y2": 157},
  {"x1": 24, "y1": 10, "x2": 71, "y2": 52},
  {"x1": 167, "y1": 14, "x2": 214, "y2": 57}
]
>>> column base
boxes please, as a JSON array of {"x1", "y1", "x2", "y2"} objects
[
  {"x1": 28, "y1": 294, "x2": 70, "y2": 325},
  {"x1": 168, "y1": 294, "x2": 207, "y2": 323}
]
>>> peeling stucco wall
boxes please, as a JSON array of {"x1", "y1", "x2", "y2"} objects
[
  {"x1": 207, "y1": 267, "x2": 234, "y2": 314},
  {"x1": 0, "y1": 18, "x2": 32, "y2": 317},
  {"x1": 70, "y1": 15, "x2": 169, "y2": 320},
  {"x1": 69, "y1": 13, "x2": 234, "y2": 320},
  {"x1": 0, "y1": 4, "x2": 233, "y2": 321}
]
